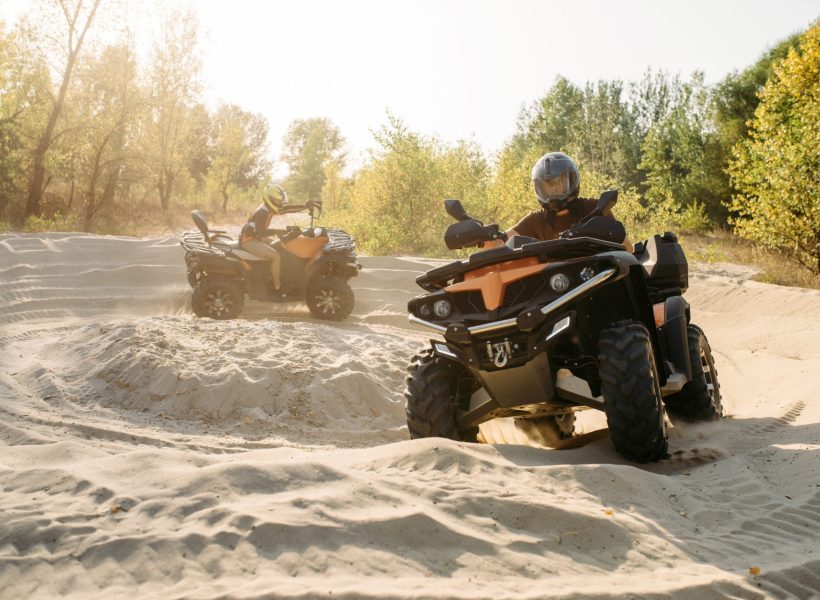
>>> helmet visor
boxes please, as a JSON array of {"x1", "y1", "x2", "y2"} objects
[{"x1": 534, "y1": 171, "x2": 570, "y2": 202}]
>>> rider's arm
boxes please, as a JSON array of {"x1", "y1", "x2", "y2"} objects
[{"x1": 277, "y1": 204, "x2": 309, "y2": 215}]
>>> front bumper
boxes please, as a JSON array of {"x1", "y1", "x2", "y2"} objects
[{"x1": 409, "y1": 267, "x2": 617, "y2": 337}]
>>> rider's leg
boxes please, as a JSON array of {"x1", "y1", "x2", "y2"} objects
[
  {"x1": 240, "y1": 239, "x2": 282, "y2": 290},
  {"x1": 268, "y1": 251, "x2": 282, "y2": 290}
]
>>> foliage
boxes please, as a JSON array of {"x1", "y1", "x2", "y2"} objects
[
  {"x1": 729, "y1": 22, "x2": 820, "y2": 273},
  {"x1": 205, "y1": 103, "x2": 270, "y2": 213},
  {"x1": 639, "y1": 72, "x2": 727, "y2": 222},
  {"x1": 281, "y1": 117, "x2": 345, "y2": 203},
  {"x1": 326, "y1": 115, "x2": 489, "y2": 255}
]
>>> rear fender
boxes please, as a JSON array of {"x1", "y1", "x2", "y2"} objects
[{"x1": 189, "y1": 254, "x2": 244, "y2": 277}]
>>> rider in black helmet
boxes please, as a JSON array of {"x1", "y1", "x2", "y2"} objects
[{"x1": 506, "y1": 152, "x2": 630, "y2": 250}]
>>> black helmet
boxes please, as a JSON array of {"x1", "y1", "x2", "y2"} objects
[{"x1": 531, "y1": 152, "x2": 580, "y2": 210}]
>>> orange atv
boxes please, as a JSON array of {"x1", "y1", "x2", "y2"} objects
[
  {"x1": 404, "y1": 192, "x2": 722, "y2": 463},
  {"x1": 181, "y1": 210, "x2": 360, "y2": 320}
]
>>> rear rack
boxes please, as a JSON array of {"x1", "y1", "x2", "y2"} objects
[
  {"x1": 180, "y1": 230, "x2": 226, "y2": 257},
  {"x1": 323, "y1": 228, "x2": 356, "y2": 254}
]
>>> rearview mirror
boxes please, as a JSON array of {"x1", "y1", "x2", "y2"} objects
[
  {"x1": 580, "y1": 190, "x2": 619, "y2": 224},
  {"x1": 444, "y1": 199, "x2": 471, "y2": 222},
  {"x1": 595, "y1": 189, "x2": 618, "y2": 215}
]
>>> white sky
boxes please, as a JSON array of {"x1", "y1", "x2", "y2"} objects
[{"x1": 2, "y1": 0, "x2": 818, "y2": 173}]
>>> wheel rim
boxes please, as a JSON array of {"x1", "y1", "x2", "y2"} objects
[
  {"x1": 699, "y1": 346, "x2": 721, "y2": 414},
  {"x1": 315, "y1": 289, "x2": 341, "y2": 314},
  {"x1": 205, "y1": 290, "x2": 234, "y2": 317}
]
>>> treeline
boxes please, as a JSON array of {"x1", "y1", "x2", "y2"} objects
[
  {"x1": 1, "y1": 3, "x2": 817, "y2": 273},
  {"x1": 323, "y1": 21, "x2": 818, "y2": 272},
  {"x1": 0, "y1": 2, "x2": 277, "y2": 233}
]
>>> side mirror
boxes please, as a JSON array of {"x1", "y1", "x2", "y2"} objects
[
  {"x1": 444, "y1": 199, "x2": 471, "y2": 222},
  {"x1": 581, "y1": 190, "x2": 619, "y2": 224},
  {"x1": 595, "y1": 189, "x2": 618, "y2": 215}
]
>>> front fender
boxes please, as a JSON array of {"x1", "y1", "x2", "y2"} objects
[{"x1": 307, "y1": 254, "x2": 361, "y2": 280}]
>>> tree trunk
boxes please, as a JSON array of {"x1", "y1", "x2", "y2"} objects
[{"x1": 24, "y1": 0, "x2": 103, "y2": 222}]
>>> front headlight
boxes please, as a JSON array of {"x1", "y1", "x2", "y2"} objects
[
  {"x1": 579, "y1": 266, "x2": 596, "y2": 281},
  {"x1": 550, "y1": 273, "x2": 570, "y2": 292},
  {"x1": 418, "y1": 303, "x2": 432, "y2": 318},
  {"x1": 433, "y1": 299, "x2": 452, "y2": 318}
]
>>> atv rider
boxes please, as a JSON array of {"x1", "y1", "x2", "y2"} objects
[
  {"x1": 506, "y1": 152, "x2": 632, "y2": 251},
  {"x1": 239, "y1": 185, "x2": 315, "y2": 295}
]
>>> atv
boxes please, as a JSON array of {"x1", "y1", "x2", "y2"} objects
[
  {"x1": 180, "y1": 209, "x2": 361, "y2": 321},
  {"x1": 404, "y1": 191, "x2": 722, "y2": 463}
]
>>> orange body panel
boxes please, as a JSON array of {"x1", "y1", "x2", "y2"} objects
[
  {"x1": 446, "y1": 257, "x2": 547, "y2": 311},
  {"x1": 282, "y1": 235, "x2": 328, "y2": 259}
]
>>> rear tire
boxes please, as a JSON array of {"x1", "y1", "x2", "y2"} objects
[
  {"x1": 404, "y1": 349, "x2": 478, "y2": 442},
  {"x1": 307, "y1": 276, "x2": 355, "y2": 321},
  {"x1": 664, "y1": 325, "x2": 722, "y2": 421},
  {"x1": 598, "y1": 321, "x2": 668, "y2": 463},
  {"x1": 191, "y1": 277, "x2": 244, "y2": 319}
]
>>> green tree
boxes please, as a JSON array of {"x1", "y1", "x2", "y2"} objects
[
  {"x1": 336, "y1": 115, "x2": 489, "y2": 255},
  {"x1": 142, "y1": 6, "x2": 201, "y2": 213},
  {"x1": 23, "y1": 0, "x2": 104, "y2": 222},
  {"x1": 68, "y1": 42, "x2": 142, "y2": 230},
  {"x1": 516, "y1": 76, "x2": 583, "y2": 156},
  {"x1": 281, "y1": 117, "x2": 345, "y2": 203},
  {"x1": 639, "y1": 72, "x2": 725, "y2": 223},
  {"x1": 0, "y1": 24, "x2": 32, "y2": 222},
  {"x1": 206, "y1": 103, "x2": 270, "y2": 212},
  {"x1": 729, "y1": 22, "x2": 820, "y2": 273}
]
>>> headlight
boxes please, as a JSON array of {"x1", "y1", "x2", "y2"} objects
[
  {"x1": 433, "y1": 299, "x2": 452, "y2": 318},
  {"x1": 550, "y1": 273, "x2": 570, "y2": 292},
  {"x1": 579, "y1": 266, "x2": 596, "y2": 281},
  {"x1": 418, "y1": 303, "x2": 432, "y2": 318}
]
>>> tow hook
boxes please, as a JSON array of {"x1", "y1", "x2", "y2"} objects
[{"x1": 486, "y1": 339, "x2": 513, "y2": 368}]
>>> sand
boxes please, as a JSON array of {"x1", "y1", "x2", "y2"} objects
[{"x1": 1, "y1": 231, "x2": 819, "y2": 599}]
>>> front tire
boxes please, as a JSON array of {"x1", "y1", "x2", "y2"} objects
[
  {"x1": 306, "y1": 276, "x2": 355, "y2": 321},
  {"x1": 191, "y1": 277, "x2": 244, "y2": 319},
  {"x1": 598, "y1": 321, "x2": 668, "y2": 463},
  {"x1": 404, "y1": 349, "x2": 478, "y2": 442},
  {"x1": 664, "y1": 325, "x2": 722, "y2": 421}
]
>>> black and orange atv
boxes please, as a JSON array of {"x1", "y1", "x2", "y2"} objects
[
  {"x1": 404, "y1": 192, "x2": 722, "y2": 462},
  {"x1": 180, "y1": 210, "x2": 360, "y2": 320}
]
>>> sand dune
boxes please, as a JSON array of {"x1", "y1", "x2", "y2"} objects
[{"x1": 1, "y1": 231, "x2": 819, "y2": 599}]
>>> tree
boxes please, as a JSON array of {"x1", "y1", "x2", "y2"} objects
[
  {"x1": 71, "y1": 42, "x2": 141, "y2": 230},
  {"x1": 143, "y1": 6, "x2": 200, "y2": 213},
  {"x1": 639, "y1": 72, "x2": 725, "y2": 222},
  {"x1": 24, "y1": 0, "x2": 104, "y2": 222},
  {"x1": 337, "y1": 115, "x2": 489, "y2": 255},
  {"x1": 206, "y1": 103, "x2": 270, "y2": 212},
  {"x1": 281, "y1": 117, "x2": 345, "y2": 202},
  {"x1": 514, "y1": 76, "x2": 583, "y2": 160},
  {"x1": 729, "y1": 22, "x2": 820, "y2": 273}
]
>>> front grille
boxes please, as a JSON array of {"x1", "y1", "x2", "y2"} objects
[
  {"x1": 502, "y1": 274, "x2": 547, "y2": 308},
  {"x1": 451, "y1": 291, "x2": 484, "y2": 314}
]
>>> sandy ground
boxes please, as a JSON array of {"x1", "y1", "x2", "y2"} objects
[{"x1": 1, "y1": 232, "x2": 819, "y2": 599}]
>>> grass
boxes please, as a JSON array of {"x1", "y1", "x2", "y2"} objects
[{"x1": 678, "y1": 230, "x2": 820, "y2": 290}]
